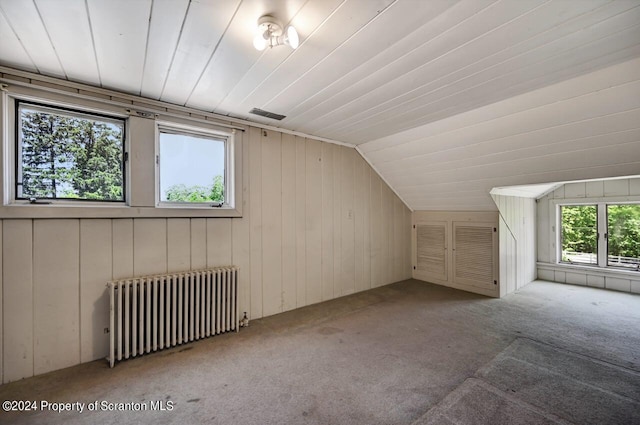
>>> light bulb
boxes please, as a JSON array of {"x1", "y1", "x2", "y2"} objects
[
  {"x1": 253, "y1": 33, "x2": 268, "y2": 51},
  {"x1": 285, "y1": 25, "x2": 299, "y2": 49}
]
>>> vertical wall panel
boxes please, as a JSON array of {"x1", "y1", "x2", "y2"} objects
[
  {"x1": 586, "y1": 181, "x2": 604, "y2": 198},
  {"x1": 112, "y1": 219, "x2": 134, "y2": 280},
  {"x1": 207, "y1": 218, "x2": 232, "y2": 267},
  {"x1": 133, "y1": 219, "x2": 167, "y2": 276},
  {"x1": 3, "y1": 220, "x2": 33, "y2": 382},
  {"x1": 332, "y1": 144, "x2": 343, "y2": 297},
  {"x1": 80, "y1": 219, "x2": 112, "y2": 363},
  {"x1": 190, "y1": 218, "x2": 207, "y2": 269},
  {"x1": 262, "y1": 130, "x2": 283, "y2": 316},
  {"x1": 321, "y1": 142, "x2": 334, "y2": 300},
  {"x1": 340, "y1": 147, "x2": 355, "y2": 296},
  {"x1": 370, "y1": 173, "x2": 382, "y2": 288},
  {"x1": 385, "y1": 186, "x2": 394, "y2": 285},
  {"x1": 249, "y1": 127, "x2": 263, "y2": 318},
  {"x1": 232, "y1": 132, "x2": 251, "y2": 317},
  {"x1": 363, "y1": 165, "x2": 372, "y2": 290},
  {"x1": 493, "y1": 194, "x2": 536, "y2": 296},
  {"x1": 306, "y1": 139, "x2": 323, "y2": 305},
  {"x1": 281, "y1": 134, "x2": 297, "y2": 311},
  {"x1": 167, "y1": 219, "x2": 191, "y2": 272},
  {"x1": 340, "y1": 147, "x2": 356, "y2": 295},
  {"x1": 354, "y1": 155, "x2": 365, "y2": 292},
  {"x1": 295, "y1": 136, "x2": 307, "y2": 307},
  {"x1": 33, "y1": 219, "x2": 80, "y2": 375},
  {"x1": 393, "y1": 197, "x2": 403, "y2": 282}
]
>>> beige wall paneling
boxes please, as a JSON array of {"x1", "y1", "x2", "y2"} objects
[
  {"x1": 587, "y1": 275, "x2": 605, "y2": 289},
  {"x1": 564, "y1": 182, "x2": 586, "y2": 199},
  {"x1": 404, "y1": 205, "x2": 411, "y2": 279},
  {"x1": 353, "y1": 153, "x2": 366, "y2": 293},
  {"x1": 112, "y1": 219, "x2": 134, "y2": 280},
  {"x1": 190, "y1": 218, "x2": 207, "y2": 270},
  {"x1": 133, "y1": 219, "x2": 167, "y2": 277},
  {"x1": 492, "y1": 194, "x2": 536, "y2": 295},
  {"x1": 363, "y1": 164, "x2": 372, "y2": 290},
  {"x1": 207, "y1": 218, "x2": 232, "y2": 267},
  {"x1": 606, "y1": 277, "x2": 631, "y2": 292},
  {"x1": 332, "y1": 144, "x2": 343, "y2": 297},
  {"x1": 586, "y1": 181, "x2": 605, "y2": 198},
  {"x1": 261, "y1": 129, "x2": 283, "y2": 316},
  {"x1": 381, "y1": 184, "x2": 392, "y2": 286},
  {"x1": 80, "y1": 219, "x2": 113, "y2": 363},
  {"x1": 536, "y1": 196, "x2": 551, "y2": 263},
  {"x1": 33, "y1": 219, "x2": 80, "y2": 375},
  {"x1": 341, "y1": 147, "x2": 355, "y2": 296},
  {"x1": 281, "y1": 133, "x2": 297, "y2": 311},
  {"x1": 370, "y1": 173, "x2": 382, "y2": 288},
  {"x1": 393, "y1": 197, "x2": 403, "y2": 282},
  {"x1": 249, "y1": 127, "x2": 263, "y2": 319},
  {"x1": 305, "y1": 139, "x2": 323, "y2": 305},
  {"x1": 630, "y1": 179, "x2": 640, "y2": 196},
  {"x1": 295, "y1": 136, "x2": 307, "y2": 308},
  {"x1": 604, "y1": 179, "x2": 630, "y2": 197},
  {"x1": 167, "y1": 219, "x2": 191, "y2": 273},
  {"x1": 566, "y1": 272, "x2": 587, "y2": 286},
  {"x1": 321, "y1": 142, "x2": 334, "y2": 301},
  {"x1": 2, "y1": 220, "x2": 33, "y2": 382},
  {"x1": 232, "y1": 132, "x2": 251, "y2": 317}
]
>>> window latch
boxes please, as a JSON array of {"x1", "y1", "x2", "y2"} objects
[{"x1": 211, "y1": 202, "x2": 223, "y2": 208}]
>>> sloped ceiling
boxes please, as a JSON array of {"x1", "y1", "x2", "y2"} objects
[{"x1": 1, "y1": 0, "x2": 639, "y2": 210}]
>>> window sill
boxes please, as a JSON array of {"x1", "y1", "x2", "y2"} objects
[
  {"x1": 537, "y1": 261, "x2": 640, "y2": 279},
  {"x1": 0, "y1": 204, "x2": 242, "y2": 219}
]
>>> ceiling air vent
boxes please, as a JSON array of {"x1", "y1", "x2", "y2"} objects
[{"x1": 249, "y1": 108, "x2": 286, "y2": 121}]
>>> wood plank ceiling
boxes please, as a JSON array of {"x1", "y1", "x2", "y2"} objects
[{"x1": 1, "y1": 0, "x2": 639, "y2": 210}]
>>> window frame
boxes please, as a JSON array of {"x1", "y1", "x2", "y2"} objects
[
  {"x1": 556, "y1": 201, "x2": 640, "y2": 272},
  {"x1": 14, "y1": 99, "x2": 127, "y2": 204},
  {"x1": 558, "y1": 204, "x2": 598, "y2": 267},
  {"x1": 0, "y1": 79, "x2": 243, "y2": 219},
  {"x1": 155, "y1": 121, "x2": 236, "y2": 210}
]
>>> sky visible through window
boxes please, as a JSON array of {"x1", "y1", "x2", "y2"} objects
[{"x1": 159, "y1": 133, "x2": 224, "y2": 201}]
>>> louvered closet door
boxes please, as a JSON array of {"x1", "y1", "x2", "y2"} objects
[
  {"x1": 453, "y1": 222, "x2": 497, "y2": 290},
  {"x1": 415, "y1": 222, "x2": 447, "y2": 281}
]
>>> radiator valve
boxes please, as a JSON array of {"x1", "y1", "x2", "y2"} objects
[{"x1": 240, "y1": 312, "x2": 249, "y2": 328}]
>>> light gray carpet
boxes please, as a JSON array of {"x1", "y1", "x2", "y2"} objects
[
  {"x1": 1, "y1": 279, "x2": 639, "y2": 424},
  {"x1": 414, "y1": 338, "x2": 640, "y2": 424}
]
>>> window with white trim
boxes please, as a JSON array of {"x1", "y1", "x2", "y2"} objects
[
  {"x1": 559, "y1": 203, "x2": 640, "y2": 271},
  {"x1": 157, "y1": 125, "x2": 232, "y2": 208},
  {"x1": 16, "y1": 101, "x2": 126, "y2": 202}
]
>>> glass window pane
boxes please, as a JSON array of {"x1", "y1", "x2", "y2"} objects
[
  {"x1": 159, "y1": 131, "x2": 225, "y2": 203},
  {"x1": 607, "y1": 204, "x2": 640, "y2": 270},
  {"x1": 18, "y1": 103, "x2": 125, "y2": 201},
  {"x1": 561, "y1": 205, "x2": 597, "y2": 265}
]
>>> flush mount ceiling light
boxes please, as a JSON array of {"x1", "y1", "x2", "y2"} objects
[{"x1": 253, "y1": 15, "x2": 299, "y2": 51}]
